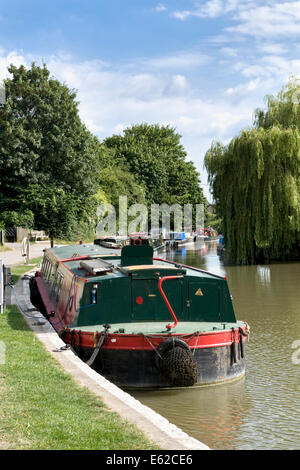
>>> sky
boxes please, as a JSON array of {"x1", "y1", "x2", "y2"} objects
[{"x1": 1, "y1": 0, "x2": 300, "y2": 200}]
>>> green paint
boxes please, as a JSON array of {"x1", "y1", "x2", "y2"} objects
[{"x1": 44, "y1": 244, "x2": 237, "y2": 328}]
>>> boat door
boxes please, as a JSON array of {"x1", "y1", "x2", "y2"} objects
[
  {"x1": 188, "y1": 280, "x2": 221, "y2": 322},
  {"x1": 132, "y1": 278, "x2": 183, "y2": 322}
]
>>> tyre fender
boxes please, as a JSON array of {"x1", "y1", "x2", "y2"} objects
[{"x1": 155, "y1": 337, "x2": 190, "y2": 369}]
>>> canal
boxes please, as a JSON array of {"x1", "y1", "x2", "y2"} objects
[{"x1": 132, "y1": 241, "x2": 300, "y2": 450}]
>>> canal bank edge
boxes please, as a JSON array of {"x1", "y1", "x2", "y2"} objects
[{"x1": 9, "y1": 274, "x2": 209, "y2": 451}]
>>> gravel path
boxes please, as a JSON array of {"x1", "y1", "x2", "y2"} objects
[{"x1": 0, "y1": 242, "x2": 51, "y2": 266}]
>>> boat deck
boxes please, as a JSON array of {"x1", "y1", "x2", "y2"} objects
[{"x1": 69, "y1": 321, "x2": 245, "y2": 335}]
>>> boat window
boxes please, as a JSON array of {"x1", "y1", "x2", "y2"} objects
[
  {"x1": 41, "y1": 257, "x2": 46, "y2": 274},
  {"x1": 56, "y1": 272, "x2": 64, "y2": 301},
  {"x1": 45, "y1": 260, "x2": 51, "y2": 280},
  {"x1": 42, "y1": 257, "x2": 51, "y2": 280},
  {"x1": 49, "y1": 264, "x2": 58, "y2": 295},
  {"x1": 42, "y1": 257, "x2": 47, "y2": 276},
  {"x1": 47, "y1": 261, "x2": 52, "y2": 280},
  {"x1": 51, "y1": 271, "x2": 64, "y2": 302},
  {"x1": 47, "y1": 264, "x2": 52, "y2": 282}
]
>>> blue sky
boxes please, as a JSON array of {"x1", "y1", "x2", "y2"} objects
[{"x1": 1, "y1": 0, "x2": 300, "y2": 199}]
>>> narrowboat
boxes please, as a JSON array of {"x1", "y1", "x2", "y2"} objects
[
  {"x1": 165, "y1": 232, "x2": 197, "y2": 249},
  {"x1": 173, "y1": 232, "x2": 195, "y2": 246},
  {"x1": 29, "y1": 239, "x2": 249, "y2": 389},
  {"x1": 204, "y1": 227, "x2": 219, "y2": 241},
  {"x1": 94, "y1": 236, "x2": 128, "y2": 249}
]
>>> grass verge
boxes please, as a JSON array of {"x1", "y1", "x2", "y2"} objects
[
  {"x1": 0, "y1": 306, "x2": 159, "y2": 450},
  {"x1": 10, "y1": 257, "x2": 42, "y2": 284},
  {"x1": 54, "y1": 238, "x2": 95, "y2": 245}
]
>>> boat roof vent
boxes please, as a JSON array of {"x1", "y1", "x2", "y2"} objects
[{"x1": 80, "y1": 259, "x2": 114, "y2": 276}]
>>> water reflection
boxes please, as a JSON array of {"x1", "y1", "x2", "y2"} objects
[
  {"x1": 134, "y1": 378, "x2": 251, "y2": 450},
  {"x1": 131, "y1": 242, "x2": 300, "y2": 450},
  {"x1": 257, "y1": 265, "x2": 271, "y2": 285}
]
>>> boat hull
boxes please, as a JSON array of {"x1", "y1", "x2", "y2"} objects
[
  {"x1": 61, "y1": 329, "x2": 247, "y2": 389},
  {"x1": 76, "y1": 345, "x2": 245, "y2": 389}
]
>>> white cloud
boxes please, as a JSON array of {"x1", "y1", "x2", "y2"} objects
[
  {"x1": 233, "y1": 55, "x2": 300, "y2": 81},
  {"x1": 155, "y1": 3, "x2": 167, "y2": 12},
  {"x1": 220, "y1": 47, "x2": 238, "y2": 57},
  {"x1": 172, "y1": 10, "x2": 192, "y2": 20},
  {"x1": 258, "y1": 43, "x2": 288, "y2": 55},
  {"x1": 225, "y1": 79, "x2": 262, "y2": 96},
  {"x1": 171, "y1": 1, "x2": 300, "y2": 41},
  {"x1": 172, "y1": 0, "x2": 242, "y2": 20},
  {"x1": 227, "y1": 1, "x2": 300, "y2": 38},
  {"x1": 45, "y1": 55, "x2": 251, "y2": 150},
  {"x1": 143, "y1": 51, "x2": 210, "y2": 69},
  {"x1": 0, "y1": 50, "x2": 27, "y2": 79}
]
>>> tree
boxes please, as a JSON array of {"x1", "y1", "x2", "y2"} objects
[
  {"x1": 0, "y1": 63, "x2": 105, "y2": 237},
  {"x1": 0, "y1": 209, "x2": 34, "y2": 229},
  {"x1": 205, "y1": 79, "x2": 300, "y2": 264},
  {"x1": 98, "y1": 166, "x2": 146, "y2": 208},
  {"x1": 21, "y1": 184, "x2": 78, "y2": 240},
  {"x1": 104, "y1": 124, "x2": 204, "y2": 207},
  {"x1": 0, "y1": 63, "x2": 205, "y2": 239}
]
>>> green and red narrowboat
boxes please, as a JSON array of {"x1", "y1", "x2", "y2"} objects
[{"x1": 29, "y1": 239, "x2": 249, "y2": 389}]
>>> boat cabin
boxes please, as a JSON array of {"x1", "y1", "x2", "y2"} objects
[{"x1": 39, "y1": 242, "x2": 236, "y2": 329}]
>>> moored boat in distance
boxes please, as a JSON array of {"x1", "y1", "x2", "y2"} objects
[
  {"x1": 29, "y1": 238, "x2": 249, "y2": 389},
  {"x1": 204, "y1": 227, "x2": 218, "y2": 241},
  {"x1": 94, "y1": 236, "x2": 129, "y2": 249},
  {"x1": 165, "y1": 231, "x2": 197, "y2": 249}
]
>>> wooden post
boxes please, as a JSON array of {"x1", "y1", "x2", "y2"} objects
[
  {"x1": 0, "y1": 259, "x2": 3, "y2": 314},
  {"x1": 0, "y1": 230, "x2": 4, "y2": 246},
  {"x1": 21, "y1": 237, "x2": 30, "y2": 264}
]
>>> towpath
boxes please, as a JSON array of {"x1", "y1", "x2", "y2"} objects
[{"x1": 0, "y1": 241, "x2": 51, "y2": 266}]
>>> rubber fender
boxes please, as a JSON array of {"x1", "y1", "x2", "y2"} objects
[
  {"x1": 159, "y1": 346, "x2": 199, "y2": 387},
  {"x1": 154, "y1": 337, "x2": 190, "y2": 369}
]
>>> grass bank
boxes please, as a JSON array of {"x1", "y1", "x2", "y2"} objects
[
  {"x1": 0, "y1": 306, "x2": 158, "y2": 450},
  {"x1": 10, "y1": 257, "x2": 42, "y2": 284},
  {"x1": 54, "y1": 238, "x2": 95, "y2": 245}
]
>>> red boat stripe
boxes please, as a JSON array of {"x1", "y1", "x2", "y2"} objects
[{"x1": 63, "y1": 326, "x2": 246, "y2": 351}]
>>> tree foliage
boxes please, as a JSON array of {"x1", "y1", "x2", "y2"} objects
[
  {"x1": 0, "y1": 63, "x2": 106, "y2": 236},
  {"x1": 205, "y1": 79, "x2": 300, "y2": 264},
  {"x1": 0, "y1": 64, "x2": 204, "y2": 239},
  {"x1": 98, "y1": 166, "x2": 146, "y2": 208},
  {"x1": 104, "y1": 124, "x2": 204, "y2": 206}
]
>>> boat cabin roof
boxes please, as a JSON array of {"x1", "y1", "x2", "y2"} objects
[{"x1": 45, "y1": 243, "x2": 225, "y2": 282}]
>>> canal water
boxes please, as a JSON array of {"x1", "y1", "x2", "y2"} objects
[{"x1": 132, "y1": 241, "x2": 300, "y2": 450}]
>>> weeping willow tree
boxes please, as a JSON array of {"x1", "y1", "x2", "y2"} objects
[{"x1": 205, "y1": 79, "x2": 300, "y2": 264}]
